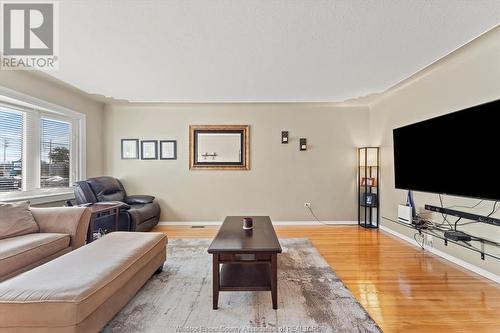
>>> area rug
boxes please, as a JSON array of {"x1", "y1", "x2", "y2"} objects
[{"x1": 104, "y1": 238, "x2": 382, "y2": 333}]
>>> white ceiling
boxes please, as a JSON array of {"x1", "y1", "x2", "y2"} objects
[{"x1": 49, "y1": 0, "x2": 500, "y2": 103}]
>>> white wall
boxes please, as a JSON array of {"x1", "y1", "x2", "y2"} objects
[
  {"x1": 104, "y1": 103, "x2": 369, "y2": 221},
  {"x1": 370, "y1": 27, "x2": 500, "y2": 276}
]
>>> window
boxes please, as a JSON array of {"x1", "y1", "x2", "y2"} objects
[
  {"x1": 0, "y1": 88, "x2": 85, "y2": 201},
  {"x1": 40, "y1": 118, "x2": 71, "y2": 188},
  {"x1": 0, "y1": 109, "x2": 23, "y2": 192}
]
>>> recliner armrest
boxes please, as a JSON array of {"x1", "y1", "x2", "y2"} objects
[
  {"x1": 119, "y1": 203, "x2": 131, "y2": 210},
  {"x1": 91, "y1": 201, "x2": 131, "y2": 210},
  {"x1": 125, "y1": 195, "x2": 155, "y2": 205}
]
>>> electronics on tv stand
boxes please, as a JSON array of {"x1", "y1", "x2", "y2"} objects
[
  {"x1": 443, "y1": 230, "x2": 472, "y2": 242},
  {"x1": 397, "y1": 205, "x2": 412, "y2": 224},
  {"x1": 425, "y1": 204, "x2": 500, "y2": 227}
]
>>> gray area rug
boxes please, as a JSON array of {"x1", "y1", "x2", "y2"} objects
[{"x1": 104, "y1": 238, "x2": 382, "y2": 333}]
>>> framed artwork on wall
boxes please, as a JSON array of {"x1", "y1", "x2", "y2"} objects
[
  {"x1": 160, "y1": 140, "x2": 177, "y2": 160},
  {"x1": 141, "y1": 140, "x2": 158, "y2": 160},
  {"x1": 121, "y1": 139, "x2": 139, "y2": 159}
]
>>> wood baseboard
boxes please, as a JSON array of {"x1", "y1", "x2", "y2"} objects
[{"x1": 158, "y1": 220, "x2": 358, "y2": 226}]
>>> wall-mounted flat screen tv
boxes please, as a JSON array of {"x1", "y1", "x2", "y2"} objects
[{"x1": 393, "y1": 99, "x2": 499, "y2": 200}]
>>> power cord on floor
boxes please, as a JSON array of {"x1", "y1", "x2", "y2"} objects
[{"x1": 306, "y1": 205, "x2": 334, "y2": 226}]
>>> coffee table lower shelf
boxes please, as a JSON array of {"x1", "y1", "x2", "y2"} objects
[{"x1": 220, "y1": 263, "x2": 271, "y2": 291}]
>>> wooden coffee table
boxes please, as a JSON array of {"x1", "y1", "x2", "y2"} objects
[{"x1": 208, "y1": 216, "x2": 282, "y2": 310}]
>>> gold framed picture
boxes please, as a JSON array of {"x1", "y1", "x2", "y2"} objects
[{"x1": 189, "y1": 125, "x2": 250, "y2": 170}]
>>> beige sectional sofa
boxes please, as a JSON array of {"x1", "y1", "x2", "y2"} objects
[
  {"x1": 0, "y1": 202, "x2": 168, "y2": 332},
  {"x1": 0, "y1": 231, "x2": 168, "y2": 332},
  {"x1": 0, "y1": 205, "x2": 91, "y2": 282}
]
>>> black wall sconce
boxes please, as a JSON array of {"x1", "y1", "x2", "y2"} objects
[
  {"x1": 300, "y1": 138, "x2": 307, "y2": 151},
  {"x1": 281, "y1": 131, "x2": 289, "y2": 144}
]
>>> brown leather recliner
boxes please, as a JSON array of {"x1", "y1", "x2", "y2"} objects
[{"x1": 74, "y1": 176, "x2": 160, "y2": 232}]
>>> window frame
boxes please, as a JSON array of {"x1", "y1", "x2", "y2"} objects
[{"x1": 0, "y1": 85, "x2": 86, "y2": 204}]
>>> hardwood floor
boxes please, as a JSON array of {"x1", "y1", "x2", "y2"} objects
[{"x1": 153, "y1": 225, "x2": 500, "y2": 333}]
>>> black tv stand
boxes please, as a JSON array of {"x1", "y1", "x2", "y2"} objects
[
  {"x1": 424, "y1": 205, "x2": 500, "y2": 227},
  {"x1": 382, "y1": 216, "x2": 500, "y2": 261}
]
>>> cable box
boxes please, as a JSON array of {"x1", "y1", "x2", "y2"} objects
[{"x1": 443, "y1": 230, "x2": 472, "y2": 242}]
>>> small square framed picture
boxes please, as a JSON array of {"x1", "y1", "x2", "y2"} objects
[
  {"x1": 160, "y1": 140, "x2": 177, "y2": 160},
  {"x1": 141, "y1": 140, "x2": 158, "y2": 160},
  {"x1": 121, "y1": 139, "x2": 139, "y2": 159}
]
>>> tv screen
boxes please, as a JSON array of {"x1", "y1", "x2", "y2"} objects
[{"x1": 393, "y1": 99, "x2": 500, "y2": 200}]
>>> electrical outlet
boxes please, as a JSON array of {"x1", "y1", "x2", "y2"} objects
[{"x1": 304, "y1": 202, "x2": 311, "y2": 208}]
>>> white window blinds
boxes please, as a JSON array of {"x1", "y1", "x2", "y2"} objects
[
  {"x1": 0, "y1": 108, "x2": 23, "y2": 192},
  {"x1": 40, "y1": 118, "x2": 71, "y2": 188}
]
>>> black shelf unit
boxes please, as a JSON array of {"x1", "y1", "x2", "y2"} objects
[
  {"x1": 358, "y1": 147, "x2": 380, "y2": 229},
  {"x1": 382, "y1": 216, "x2": 500, "y2": 261}
]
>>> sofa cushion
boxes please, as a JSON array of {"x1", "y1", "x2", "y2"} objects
[
  {"x1": 0, "y1": 232, "x2": 167, "y2": 328},
  {"x1": 0, "y1": 233, "x2": 70, "y2": 280},
  {"x1": 0, "y1": 201, "x2": 39, "y2": 240}
]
